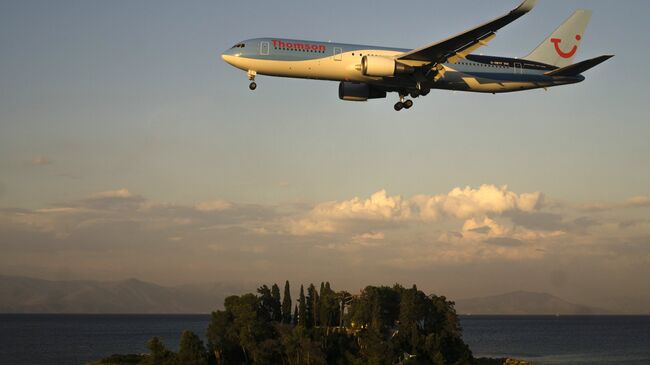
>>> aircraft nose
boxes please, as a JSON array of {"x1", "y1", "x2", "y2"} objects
[{"x1": 221, "y1": 48, "x2": 237, "y2": 64}]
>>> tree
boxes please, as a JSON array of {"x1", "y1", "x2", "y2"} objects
[
  {"x1": 318, "y1": 282, "x2": 339, "y2": 328},
  {"x1": 309, "y1": 284, "x2": 320, "y2": 327},
  {"x1": 271, "y1": 283, "x2": 282, "y2": 322},
  {"x1": 96, "y1": 281, "x2": 476, "y2": 365},
  {"x1": 207, "y1": 309, "x2": 240, "y2": 365},
  {"x1": 257, "y1": 285, "x2": 273, "y2": 322},
  {"x1": 298, "y1": 285, "x2": 306, "y2": 327},
  {"x1": 144, "y1": 336, "x2": 171, "y2": 365},
  {"x1": 178, "y1": 330, "x2": 208, "y2": 365},
  {"x1": 293, "y1": 304, "x2": 299, "y2": 326},
  {"x1": 306, "y1": 284, "x2": 319, "y2": 328},
  {"x1": 282, "y1": 280, "x2": 293, "y2": 324}
]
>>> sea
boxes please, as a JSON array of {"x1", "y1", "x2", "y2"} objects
[{"x1": 0, "y1": 314, "x2": 648, "y2": 365}]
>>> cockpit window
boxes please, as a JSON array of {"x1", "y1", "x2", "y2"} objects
[{"x1": 232, "y1": 43, "x2": 245, "y2": 48}]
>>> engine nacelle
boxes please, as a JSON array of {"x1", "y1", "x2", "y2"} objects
[
  {"x1": 338, "y1": 82, "x2": 387, "y2": 102},
  {"x1": 361, "y1": 55, "x2": 414, "y2": 77}
]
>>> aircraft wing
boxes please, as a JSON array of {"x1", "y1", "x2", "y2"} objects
[{"x1": 397, "y1": 0, "x2": 537, "y2": 64}]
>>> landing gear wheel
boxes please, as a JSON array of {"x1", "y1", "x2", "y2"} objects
[
  {"x1": 249, "y1": 82, "x2": 257, "y2": 91},
  {"x1": 394, "y1": 102, "x2": 404, "y2": 111},
  {"x1": 403, "y1": 99, "x2": 414, "y2": 109}
]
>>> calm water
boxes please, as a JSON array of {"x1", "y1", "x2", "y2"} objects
[{"x1": 0, "y1": 314, "x2": 648, "y2": 365}]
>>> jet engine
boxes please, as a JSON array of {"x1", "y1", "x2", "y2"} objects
[
  {"x1": 361, "y1": 56, "x2": 414, "y2": 77},
  {"x1": 338, "y1": 82, "x2": 387, "y2": 101}
]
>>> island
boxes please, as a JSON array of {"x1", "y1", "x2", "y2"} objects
[{"x1": 88, "y1": 282, "x2": 532, "y2": 365}]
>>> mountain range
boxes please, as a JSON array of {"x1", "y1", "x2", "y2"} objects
[
  {"x1": 0, "y1": 275, "x2": 248, "y2": 313},
  {"x1": 1, "y1": 275, "x2": 642, "y2": 314},
  {"x1": 454, "y1": 290, "x2": 609, "y2": 315}
]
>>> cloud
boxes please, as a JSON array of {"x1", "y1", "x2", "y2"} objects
[
  {"x1": 414, "y1": 185, "x2": 543, "y2": 220},
  {"x1": 92, "y1": 189, "x2": 133, "y2": 199},
  {"x1": 579, "y1": 195, "x2": 650, "y2": 212},
  {"x1": 626, "y1": 196, "x2": 650, "y2": 208},
  {"x1": 352, "y1": 231, "x2": 385, "y2": 244},
  {"x1": 29, "y1": 156, "x2": 53, "y2": 166},
  {"x1": 290, "y1": 185, "x2": 544, "y2": 235},
  {"x1": 484, "y1": 237, "x2": 524, "y2": 247},
  {"x1": 508, "y1": 212, "x2": 565, "y2": 231},
  {"x1": 1, "y1": 185, "x2": 649, "y2": 289},
  {"x1": 195, "y1": 200, "x2": 232, "y2": 212}
]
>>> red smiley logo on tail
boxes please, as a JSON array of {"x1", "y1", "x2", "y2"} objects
[{"x1": 551, "y1": 34, "x2": 582, "y2": 58}]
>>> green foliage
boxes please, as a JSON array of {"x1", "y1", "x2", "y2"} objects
[
  {"x1": 282, "y1": 280, "x2": 293, "y2": 324},
  {"x1": 271, "y1": 283, "x2": 282, "y2": 322},
  {"x1": 209, "y1": 282, "x2": 472, "y2": 364},
  {"x1": 178, "y1": 330, "x2": 208, "y2": 365},
  {"x1": 98, "y1": 282, "x2": 475, "y2": 365},
  {"x1": 144, "y1": 336, "x2": 174, "y2": 365},
  {"x1": 306, "y1": 284, "x2": 318, "y2": 328},
  {"x1": 298, "y1": 285, "x2": 307, "y2": 327},
  {"x1": 95, "y1": 353, "x2": 146, "y2": 364}
]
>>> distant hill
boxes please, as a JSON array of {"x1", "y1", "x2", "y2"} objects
[
  {"x1": 454, "y1": 291, "x2": 609, "y2": 315},
  {"x1": 0, "y1": 275, "x2": 248, "y2": 313}
]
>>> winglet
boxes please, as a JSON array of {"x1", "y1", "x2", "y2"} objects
[
  {"x1": 515, "y1": 0, "x2": 538, "y2": 13},
  {"x1": 398, "y1": 0, "x2": 538, "y2": 63}
]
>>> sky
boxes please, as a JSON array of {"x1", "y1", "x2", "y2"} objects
[{"x1": 0, "y1": 0, "x2": 649, "y2": 311}]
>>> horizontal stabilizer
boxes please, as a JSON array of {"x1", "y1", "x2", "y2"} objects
[{"x1": 545, "y1": 55, "x2": 614, "y2": 76}]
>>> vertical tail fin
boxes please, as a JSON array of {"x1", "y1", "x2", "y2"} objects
[{"x1": 524, "y1": 9, "x2": 592, "y2": 67}]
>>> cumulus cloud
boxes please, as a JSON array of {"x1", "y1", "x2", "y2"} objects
[
  {"x1": 1, "y1": 185, "x2": 648, "y2": 289},
  {"x1": 290, "y1": 185, "x2": 544, "y2": 235},
  {"x1": 414, "y1": 185, "x2": 543, "y2": 220}
]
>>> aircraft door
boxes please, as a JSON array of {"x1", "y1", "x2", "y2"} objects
[
  {"x1": 260, "y1": 41, "x2": 270, "y2": 56},
  {"x1": 514, "y1": 62, "x2": 523, "y2": 74},
  {"x1": 333, "y1": 47, "x2": 342, "y2": 61}
]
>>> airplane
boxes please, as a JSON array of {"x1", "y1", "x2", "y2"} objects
[{"x1": 221, "y1": 0, "x2": 612, "y2": 111}]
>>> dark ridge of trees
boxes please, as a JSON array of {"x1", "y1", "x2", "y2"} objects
[
  {"x1": 206, "y1": 283, "x2": 472, "y2": 365},
  {"x1": 92, "y1": 282, "x2": 477, "y2": 365}
]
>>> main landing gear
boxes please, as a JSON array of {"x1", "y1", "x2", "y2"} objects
[
  {"x1": 394, "y1": 94, "x2": 414, "y2": 111},
  {"x1": 247, "y1": 70, "x2": 257, "y2": 91}
]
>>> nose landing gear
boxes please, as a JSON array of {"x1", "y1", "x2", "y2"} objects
[{"x1": 247, "y1": 70, "x2": 257, "y2": 91}]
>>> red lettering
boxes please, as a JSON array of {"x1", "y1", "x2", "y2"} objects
[{"x1": 271, "y1": 39, "x2": 325, "y2": 52}]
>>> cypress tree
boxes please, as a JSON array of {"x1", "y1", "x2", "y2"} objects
[
  {"x1": 271, "y1": 283, "x2": 282, "y2": 322},
  {"x1": 293, "y1": 304, "x2": 299, "y2": 325},
  {"x1": 298, "y1": 285, "x2": 307, "y2": 327},
  {"x1": 282, "y1": 280, "x2": 292, "y2": 324},
  {"x1": 306, "y1": 284, "x2": 318, "y2": 328}
]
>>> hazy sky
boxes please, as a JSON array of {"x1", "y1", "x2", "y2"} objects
[{"x1": 1, "y1": 0, "x2": 649, "y2": 310}]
